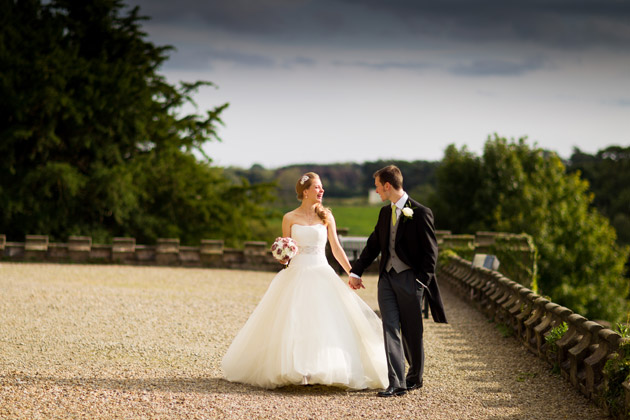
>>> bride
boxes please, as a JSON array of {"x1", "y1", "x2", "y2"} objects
[{"x1": 222, "y1": 172, "x2": 388, "y2": 389}]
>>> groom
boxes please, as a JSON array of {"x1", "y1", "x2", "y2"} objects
[{"x1": 349, "y1": 165, "x2": 447, "y2": 397}]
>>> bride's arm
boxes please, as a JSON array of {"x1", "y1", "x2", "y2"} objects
[
  {"x1": 326, "y1": 211, "x2": 352, "y2": 275},
  {"x1": 282, "y1": 213, "x2": 292, "y2": 238}
]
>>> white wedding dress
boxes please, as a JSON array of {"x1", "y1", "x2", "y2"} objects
[{"x1": 222, "y1": 224, "x2": 388, "y2": 389}]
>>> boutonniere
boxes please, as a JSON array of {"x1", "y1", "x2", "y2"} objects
[{"x1": 401, "y1": 203, "x2": 415, "y2": 221}]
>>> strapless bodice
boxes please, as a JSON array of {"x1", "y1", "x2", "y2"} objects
[{"x1": 291, "y1": 224, "x2": 327, "y2": 259}]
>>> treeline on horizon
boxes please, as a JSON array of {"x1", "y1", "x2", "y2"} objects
[
  {"x1": 225, "y1": 145, "x2": 630, "y2": 247},
  {"x1": 225, "y1": 160, "x2": 437, "y2": 206}
]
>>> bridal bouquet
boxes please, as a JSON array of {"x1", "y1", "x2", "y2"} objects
[{"x1": 271, "y1": 237, "x2": 298, "y2": 264}]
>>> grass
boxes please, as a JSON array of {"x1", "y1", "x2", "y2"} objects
[
  {"x1": 327, "y1": 205, "x2": 380, "y2": 236},
  {"x1": 495, "y1": 322, "x2": 515, "y2": 338}
]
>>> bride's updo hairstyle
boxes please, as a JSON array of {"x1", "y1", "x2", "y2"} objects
[{"x1": 296, "y1": 172, "x2": 329, "y2": 226}]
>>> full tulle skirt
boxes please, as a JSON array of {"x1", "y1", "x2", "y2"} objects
[{"x1": 221, "y1": 253, "x2": 388, "y2": 389}]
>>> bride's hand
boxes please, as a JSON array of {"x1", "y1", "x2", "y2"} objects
[{"x1": 348, "y1": 276, "x2": 365, "y2": 290}]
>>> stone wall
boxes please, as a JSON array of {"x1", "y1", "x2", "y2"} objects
[
  {"x1": 1, "y1": 233, "x2": 382, "y2": 273},
  {"x1": 0, "y1": 234, "x2": 280, "y2": 271},
  {"x1": 438, "y1": 254, "x2": 629, "y2": 418}
]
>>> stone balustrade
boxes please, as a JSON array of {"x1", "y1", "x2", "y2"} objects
[
  {"x1": 440, "y1": 234, "x2": 475, "y2": 250},
  {"x1": 67, "y1": 236, "x2": 92, "y2": 261},
  {"x1": 0, "y1": 234, "x2": 279, "y2": 271},
  {"x1": 112, "y1": 237, "x2": 136, "y2": 262},
  {"x1": 438, "y1": 254, "x2": 628, "y2": 417}
]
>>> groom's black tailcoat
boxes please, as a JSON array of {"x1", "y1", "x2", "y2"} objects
[{"x1": 352, "y1": 198, "x2": 447, "y2": 324}]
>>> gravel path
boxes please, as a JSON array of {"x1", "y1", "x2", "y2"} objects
[{"x1": 0, "y1": 263, "x2": 607, "y2": 419}]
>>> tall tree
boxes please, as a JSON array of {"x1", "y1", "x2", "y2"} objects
[
  {"x1": 0, "y1": 0, "x2": 275, "y2": 246},
  {"x1": 431, "y1": 135, "x2": 628, "y2": 322},
  {"x1": 428, "y1": 146, "x2": 484, "y2": 233},
  {"x1": 568, "y1": 146, "x2": 630, "y2": 245}
]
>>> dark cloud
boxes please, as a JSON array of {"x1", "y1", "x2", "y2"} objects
[
  {"x1": 127, "y1": 0, "x2": 630, "y2": 76},
  {"x1": 162, "y1": 47, "x2": 275, "y2": 70},
  {"x1": 128, "y1": 0, "x2": 336, "y2": 37},
  {"x1": 333, "y1": 60, "x2": 435, "y2": 72},
  {"x1": 207, "y1": 49, "x2": 275, "y2": 67},
  {"x1": 127, "y1": 0, "x2": 630, "y2": 48},
  {"x1": 161, "y1": 48, "x2": 316, "y2": 71},
  {"x1": 604, "y1": 98, "x2": 630, "y2": 107},
  {"x1": 347, "y1": 0, "x2": 630, "y2": 47},
  {"x1": 282, "y1": 56, "x2": 317, "y2": 68},
  {"x1": 449, "y1": 56, "x2": 549, "y2": 77}
]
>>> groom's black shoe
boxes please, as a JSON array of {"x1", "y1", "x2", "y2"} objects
[
  {"x1": 405, "y1": 381, "x2": 423, "y2": 391},
  {"x1": 377, "y1": 386, "x2": 407, "y2": 397}
]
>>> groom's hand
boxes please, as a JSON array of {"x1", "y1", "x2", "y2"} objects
[{"x1": 348, "y1": 276, "x2": 365, "y2": 290}]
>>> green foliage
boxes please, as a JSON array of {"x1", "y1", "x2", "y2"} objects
[
  {"x1": 545, "y1": 322, "x2": 568, "y2": 354},
  {"x1": 0, "y1": 0, "x2": 275, "y2": 246},
  {"x1": 568, "y1": 146, "x2": 630, "y2": 246},
  {"x1": 603, "y1": 340, "x2": 630, "y2": 418},
  {"x1": 516, "y1": 371, "x2": 537, "y2": 382},
  {"x1": 437, "y1": 248, "x2": 458, "y2": 268},
  {"x1": 495, "y1": 322, "x2": 514, "y2": 338},
  {"x1": 568, "y1": 146, "x2": 630, "y2": 282},
  {"x1": 616, "y1": 323, "x2": 630, "y2": 339},
  {"x1": 432, "y1": 135, "x2": 629, "y2": 322},
  {"x1": 615, "y1": 313, "x2": 630, "y2": 338},
  {"x1": 439, "y1": 236, "x2": 476, "y2": 263},
  {"x1": 428, "y1": 145, "x2": 485, "y2": 233},
  {"x1": 489, "y1": 234, "x2": 538, "y2": 292}
]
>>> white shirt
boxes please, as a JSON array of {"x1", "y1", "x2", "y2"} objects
[{"x1": 391, "y1": 192, "x2": 409, "y2": 220}]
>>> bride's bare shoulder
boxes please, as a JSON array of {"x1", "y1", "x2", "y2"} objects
[{"x1": 283, "y1": 209, "x2": 301, "y2": 222}]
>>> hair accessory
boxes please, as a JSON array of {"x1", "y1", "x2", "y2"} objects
[{"x1": 299, "y1": 175, "x2": 309, "y2": 185}]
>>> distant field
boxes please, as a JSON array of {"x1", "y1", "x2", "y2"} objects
[
  {"x1": 328, "y1": 205, "x2": 380, "y2": 237},
  {"x1": 266, "y1": 203, "x2": 381, "y2": 238}
]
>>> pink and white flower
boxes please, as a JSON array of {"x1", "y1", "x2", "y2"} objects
[{"x1": 270, "y1": 237, "x2": 299, "y2": 264}]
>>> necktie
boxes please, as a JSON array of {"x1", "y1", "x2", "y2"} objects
[{"x1": 391, "y1": 203, "x2": 397, "y2": 226}]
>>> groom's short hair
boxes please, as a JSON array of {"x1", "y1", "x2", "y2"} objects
[{"x1": 374, "y1": 165, "x2": 403, "y2": 190}]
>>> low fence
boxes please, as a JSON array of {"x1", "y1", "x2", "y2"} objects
[
  {"x1": 0, "y1": 231, "x2": 531, "y2": 275},
  {"x1": 0, "y1": 234, "x2": 281, "y2": 271},
  {"x1": 0, "y1": 233, "x2": 381, "y2": 273},
  {"x1": 438, "y1": 254, "x2": 630, "y2": 419}
]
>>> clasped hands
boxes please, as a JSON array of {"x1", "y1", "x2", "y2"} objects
[{"x1": 348, "y1": 275, "x2": 365, "y2": 290}]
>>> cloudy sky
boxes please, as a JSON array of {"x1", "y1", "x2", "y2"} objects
[{"x1": 125, "y1": 0, "x2": 630, "y2": 169}]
